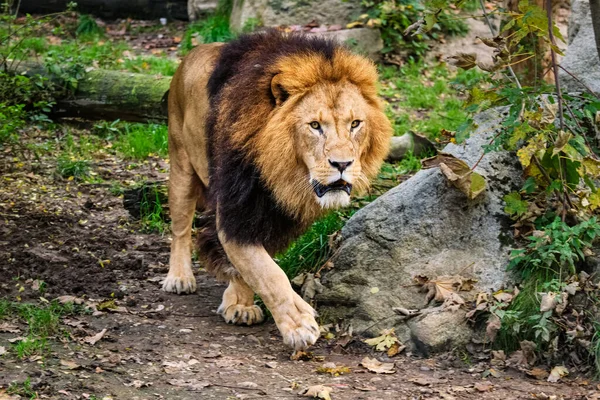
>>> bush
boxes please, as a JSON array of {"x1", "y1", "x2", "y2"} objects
[{"x1": 363, "y1": 0, "x2": 469, "y2": 58}]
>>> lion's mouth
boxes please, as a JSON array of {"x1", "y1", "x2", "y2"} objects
[{"x1": 312, "y1": 179, "x2": 352, "y2": 198}]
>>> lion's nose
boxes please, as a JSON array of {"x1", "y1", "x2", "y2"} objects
[{"x1": 328, "y1": 159, "x2": 354, "y2": 172}]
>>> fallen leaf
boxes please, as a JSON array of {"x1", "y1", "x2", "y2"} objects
[
  {"x1": 0, "y1": 346, "x2": 6, "y2": 355},
  {"x1": 548, "y1": 365, "x2": 568, "y2": 383},
  {"x1": 316, "y1": 362, "x2": 351, "y2": 376},
  {"x1": 539, "y1": 292, "x2": 558, "y2": 312},
  {"x1": 474, "y1": 381, "x2": 493, "y2": 392},
  {"x1": 387, "y1": 341, "x2": 406, "y2": 357},
  {"x1": 0, "y1": 323, "x2": 21, "y2": 333},
  {"x1": 421, "y1": 153, "x2": 486, "y2": 199},
  {"x1": 55, "y1": 295, "x2": 84, "y2": 305},
  {"x1": 409, "y1": 377, "x2": 433, "y2": 386},
  {"x1": 60, "y1": 359, "x2": 80, "y2": 370},
  {"x1": 360, "y1": 357, "x2": 395, "y2": 374},
  {"x1": 486, "y1": 314, "x2": 501, "y2": 341},
  {"x1": 364, "y1": 328, "x2": 399, "y2": 352},
  {"x1": 447, "y1": 53, "x2": 478, "y2": 70},
  {"x1": 84, "y1": 328, "x2": 107, "y2": 345},
  {"x1": 302, "y1": 385, "x2": 332, "y2": 400},
  {"x1": 526, "y1": 367, "x2": 549, "y2": 380}
]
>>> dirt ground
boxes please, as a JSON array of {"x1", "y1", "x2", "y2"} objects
[{"x1": 0, "y1": 126, "x2": 598, "y2": 400}]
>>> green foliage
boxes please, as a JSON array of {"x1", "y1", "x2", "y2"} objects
[
  {"x1": 362, "y1": 0, "x2": 469, "y2": 58},
  {"x1": 181, "y1": 14, "x2": 234, "y2": 54},
  {"x1": 509, "y1": 217, "x2": 600, "y2": 279},
  {"x1": 76, "y1": 14, "x2": 103, "y2": 38},
  {"x1": 114, "y1": 123, "x2": 168, "y2": 159},
  {"x1": 0, "y1": 103, "x2": 26, "y2": 143},
  {"x1": 276, "y1": 212, "x2": 347, "y2": 278},
  {"x1": 137, "y1": 183, "x2": 169, "y2": 234},
  {"x1": 57, "y1": 155, "x2": 91, "y2": 179}
]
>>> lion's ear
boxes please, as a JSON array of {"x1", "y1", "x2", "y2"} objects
[{"x1": 270, "y1": 74, "x2": 289, "y2": 106}]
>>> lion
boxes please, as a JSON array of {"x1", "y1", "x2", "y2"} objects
[{"x1": 162, "y1": 30, "x2": 392, "y2": 350}]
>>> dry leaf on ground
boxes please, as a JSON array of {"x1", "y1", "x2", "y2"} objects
[
  {"x1": 421, "y1": 153, "x2": 486, "y2": 199},
  {"x1": 84, "y1": 328, "x2": 107, "y2": 345},
  {"x1": 527, "y1": 367, "x2": 549, "y2": 380},
  {"x1": 360, "y1": 357, "x2": 395, "y2": 374},
  {"x1": 316, "y1": 362, "x2": 351, "y2": 376},
  {"x1": 548, "y1": 365, "x2": 568, "y2": 382},
  {"x1": 60, "y1": 359, "x2": 80, "y2": 370},
  {"x1": 302, "y1": 385, "x2": 332, "y2": 400}
]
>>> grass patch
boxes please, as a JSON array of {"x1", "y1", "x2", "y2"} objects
[
  {"x1": 7, "y1": 377, "x2": 38, "y2": 399},
  {"x1": 57, "y1": 155, "x2": 91, "y2": 179},
  {"x1": 114, "y1": 123, "x2": 168, "y2": 159},
  {"x1": 379, "y1": 62, "x2": 485, "y2": 139},
  {"x1": 276, "y1": 212, "x2": 348, "y2": 279},
  {"x1": 181, "y1": 14, "x2": 234, "y2": 54},
  {"x1": 139, "y1": 185, "x2": 169, "y2": 234}
]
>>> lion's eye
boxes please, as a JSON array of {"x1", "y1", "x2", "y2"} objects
[
  {"x1": 309, "y1": 121, "x2": 321, "y2": 130},
  {"x1": 351, "y1": 120, "x2": 361, "y2": 129}
]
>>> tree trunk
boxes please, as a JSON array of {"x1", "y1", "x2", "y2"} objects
[
  {"x1": 590, "y1": 0, "x2": 600, "y2": 62},
  {"x1": 18, "y1": 0, "x2": 189, "y2": 21},
  {"x1": 15, "y1": 62, "x2": 171, "y2": 122},
  {"x1": 56, "y1": 69, "x2": 171, "y2": 122}
]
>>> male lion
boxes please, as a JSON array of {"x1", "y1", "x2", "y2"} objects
[{"x1": 163, "y1": 30, "x2": 392, "y2": 350}]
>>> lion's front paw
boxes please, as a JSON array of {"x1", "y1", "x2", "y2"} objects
[
  {"x1": 273, "y1": 294, "x2": 319, "y2": 350},
  {"x1": 162, "y1": 272, "x2": 197, "y2": 294},
  {"x1": 219, "y1": 303, "x2": 264, "y2": 326}
]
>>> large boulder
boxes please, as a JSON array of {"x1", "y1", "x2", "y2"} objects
[
  {"x1": 188, "y1": 0, "x2": 218, "y2": 20},
  {"x1": 229, "y1": 0, "x2": 363, "y2": 32},
  {"x1": 559, "y1": 0, "x2": 600, "y2": 95},
  {"x1": 318, "y1": 108, "x2": 521, "y2": 354}
]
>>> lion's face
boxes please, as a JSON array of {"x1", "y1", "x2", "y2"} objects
[{"x1": 293, "y1": 82, "x2": 372, "y2": 209}]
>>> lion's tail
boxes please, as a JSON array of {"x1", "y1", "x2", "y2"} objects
[{"x1": 195, "y1": 212, "x2": 239, "y2": 282}]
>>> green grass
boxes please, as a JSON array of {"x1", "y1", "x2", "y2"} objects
[
  {"x1": 57, "y1": 155, "x2": 91, "y2": 179},
  {"x1": 8, "y1": 377, "x2": 38, "y2": 399},
  {"x1": 139, "y1": 184, "x2": 169, "y2": 234},
  {"x1": 379, "y1": 62, "x2": 485, "y2": 139},
  {"x1": 114, "y1": 123, "x2": 168, "y2": 159},
  {"x1": 13, "y1": 336, "x2": 48, "y2": 360},
  {"x1": 276, "y1": 212, "x2": 348, "y2": 279},
  {"x1": 1, "y1": 301, "x2": 85, "y2": 360},
  {"x1": 181, "y1": 14, "x2": 235, "y2": 54}
]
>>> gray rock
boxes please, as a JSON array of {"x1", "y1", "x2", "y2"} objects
[
  {"x1": 318, "y1": 107, "x2": 521, "y2": 354},
  {"x1": 559, "y1": 0, "x2": 600, "y2": 95},
  {"x1": 230, "y1": 0, "x2": 363, "y2": 33},
  {"x1": 408, "y1": 311, "x2": 472, "y2": 355},
  {"x1": 187, "y1": 0, "x2": 218, "y2": 20},
  {"x1": 311, "y1": 28, "x2": 383, "y2": 61}
]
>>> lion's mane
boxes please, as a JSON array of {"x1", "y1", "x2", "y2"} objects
[{"x1": 196, "y1": 30, "x2": 390, "y2": 280}]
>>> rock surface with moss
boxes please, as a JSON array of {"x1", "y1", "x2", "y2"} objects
[
  {"x1": 229, "y1": 0, "x2": 363, "y2": 32},
  {"x1": 318, "y1": 107, "x2": 522, "y2": 354}
]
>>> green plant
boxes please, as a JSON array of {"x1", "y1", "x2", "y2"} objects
[
  {"x1": 139, "y1": 185, "x2": 169, "y2": 234},
  {"x1": 7, "y1": 377, "x2": 38, "y2": 399},
  {"x1": 361, "y1": 0, "x2": 469, "y2": 58},
  {"x1": 276, "y1": 212, "x2": 347, "y2": 278},
  {"x1": 114, "y1": 123, "x2": 168, "y2": 159},
  {"x1": 76, "y1": 14, "x2": 103, "y2": 38},
  {"x1": 180, "y1": 14, "x2": 234, "y2": 54},
  {"x1": 57, "y1": 155, "x2": 91, "y2": 179},
  {"x1": 0, "y1": 102, "x2": 26, "y2": 143},
  {"x1": 12, "y1": 336, "x2": 48, "y2": 360}
]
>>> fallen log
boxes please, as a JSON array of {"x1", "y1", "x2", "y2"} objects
[{"x1": 15, "y1": 62, "x2": 171, "y2": 122}]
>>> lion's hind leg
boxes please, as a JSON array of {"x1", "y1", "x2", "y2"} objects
[{"x1": 218, "y1": 278, "x2": 265, "y2": 326}]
